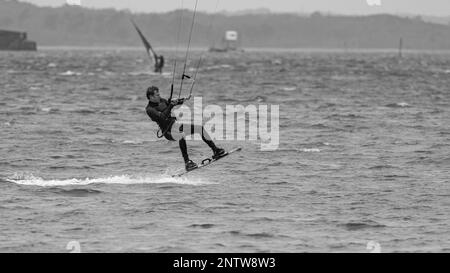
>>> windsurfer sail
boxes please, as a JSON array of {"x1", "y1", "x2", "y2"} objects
[{"x1": 131, "y1": 19, "x2": 165, "y2": 74}]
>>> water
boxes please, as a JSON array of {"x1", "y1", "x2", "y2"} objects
[{"x1": 0, "y1": 48, "x2": 449, "y2": 252}]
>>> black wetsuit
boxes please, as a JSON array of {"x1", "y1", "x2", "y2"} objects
[
  {"x1": 146, "y1": 97, "x2": 219, "y2": 164},
  {"x1": 146, "y1": 98, "x2": 176, "y2": 140}
]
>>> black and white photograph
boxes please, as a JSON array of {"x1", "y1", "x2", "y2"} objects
[{"x1": 0, "y1": 0, "x2": 449, "y2": 256}]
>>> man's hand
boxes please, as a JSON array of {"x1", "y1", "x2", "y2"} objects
[
  {"x1": 170, "y1": 98, "x2": 185, "y2": 106},
  {"x1": 177, "y1": 98, "x2": 186, "y2": 105}
]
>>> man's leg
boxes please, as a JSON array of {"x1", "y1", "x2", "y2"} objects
[
  {"x1": 169, "y1": 122, "x2": 194, "y2": 169},
  {"x1": 171, "y1": 123, "x2": 198, "y2": 170},
  {"x1": 186, "y1": 124, "x2": 225, "y2": 158},
  {"x1": 188, "y1": 124, "x2": 218, "y2": 151},
  {"x1": 179, "y1": 137, "x2": 198, "y2": 170},
  {"x1": 179, "y1": 138, "x2": 189, "y2": 163}
]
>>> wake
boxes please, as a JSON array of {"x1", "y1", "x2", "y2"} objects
[{"x1": 5, "y1": 172, "x2": 211, "y2": 187}]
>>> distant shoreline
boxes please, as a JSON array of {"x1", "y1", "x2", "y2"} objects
[
  {"x1": 4, "y1": 1, "x2": 450, "y2": 51},
  {"x1": 31, "y1": 46, "x2": 450, "y2": 54}
]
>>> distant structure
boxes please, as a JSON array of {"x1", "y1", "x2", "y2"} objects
[
  {"x1": 398, "y1": 37, "x2": 403, "y2": 58},
  {"x1": 209, "y1": 30, "x2": 243, "y2": 53},
  {"x1": 0, "y1": 30, "x2": 37, "y2": 51}
]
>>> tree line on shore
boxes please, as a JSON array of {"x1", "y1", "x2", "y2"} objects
[{"x1": 1, "y1": 0, "x2": 450, "y2": 49}]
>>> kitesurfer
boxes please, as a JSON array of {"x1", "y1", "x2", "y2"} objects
[{"x1": 145, "y1": 86, "x2": 225, "y2": 171}]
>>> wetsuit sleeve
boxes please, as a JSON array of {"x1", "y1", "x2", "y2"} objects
[{"x1": 146, "y1": 99, "x2": 174, "y2": 122}]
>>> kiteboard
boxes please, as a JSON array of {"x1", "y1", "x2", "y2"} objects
[{"x1": 172, "y1": 147, "x2": 242, "y2": 177}]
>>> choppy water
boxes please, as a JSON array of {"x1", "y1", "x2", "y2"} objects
[{"x1": 0, "y1": 48, "x2": 449, "y2": 253}]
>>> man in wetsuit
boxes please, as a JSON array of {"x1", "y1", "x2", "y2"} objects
[{"x1": 145, "y1": 86, "x2": 225, "y2": 171}]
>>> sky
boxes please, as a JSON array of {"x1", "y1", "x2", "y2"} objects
[{"x1": 17, "y1": 0, "x2": 450, "y2": 16}]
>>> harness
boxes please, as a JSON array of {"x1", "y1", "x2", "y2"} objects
[{"x1": 156, "y1": 117, "x2": 176, "y2": 139}]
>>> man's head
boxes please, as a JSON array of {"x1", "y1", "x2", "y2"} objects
[{"x1": 146, "y1": 86, "x2": 161, "y2": 102}]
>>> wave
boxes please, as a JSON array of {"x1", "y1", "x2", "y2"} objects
[
  {"x1": 281, "y1": 86, "x2": 297, "y2": 91},
  {"x1": 5, "y1": 173, "x2": 210, "y2": 187},
  {"x1": 127, "y1": 71, "x2": 172, "y2": 77},
  {"x1": 309, "y1": 123, "x2": 330, "y2": 129},
  {"x1": 266, "y1": 146, "x2": 323, "y2": 154},
  {"x1": 71, "y1": 109, "x2": 97, "y2": 114},
  {"x1": 228, "y1": 230, "x2": 275, "y2": 239},
  {"x1": 341, "y1": 221, "x2": 386, "y2": 231},
  {"x1": 99, "y1": 110, "x2": 118, "y2": 115},
  {"x1": 300, "y1": 148, "x2": 321, "y2": 153},
  {"x1": 326, "y1": 113, "x2": 366, "y2": 119},
  {"x1": 49, "y1": 188, "x2": 103, "y2": 197},
  {"x1": 189, "y1": 224, "x2": 215, "y2": 229},
  {"x1": 386, "y1": 102, "x2": 411, "y2": 108},
  {"x1": 368, "y1": 165, "x2": 396, "y2": 170},
  {"x1": 202, "y1": 64, "x2": 234, "y2": 71},
  {"x1": 40, "y1": 107, "x2": 59, "y2": 113},
  {"x1": 246, "y1": 95, "x2": 267, "y2": 103},
  {"x1": 122, "y1": 140, "x2": 145, "y2": 145},
  {"x1": 59, "y1": 70, "x2": 83, "y2": 76}
]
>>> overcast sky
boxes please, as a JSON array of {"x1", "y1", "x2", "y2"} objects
[{"x1": 19, "y1": 0, "x2": 450, "y2": 16}]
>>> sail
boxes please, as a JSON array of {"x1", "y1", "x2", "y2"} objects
[{"x1": 131, "y1": 19, "x2": 158, "y2": 63}]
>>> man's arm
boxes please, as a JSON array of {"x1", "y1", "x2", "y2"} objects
[
  {"x1": 147, "y1": 99, "x2": 184, "y2": 121},
  {"x1": 161, "y1": 98, "x2": 177, "y2": 117},
  {"x1": 146, "y1": 106, "x2": 164, "y2": 121}
]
